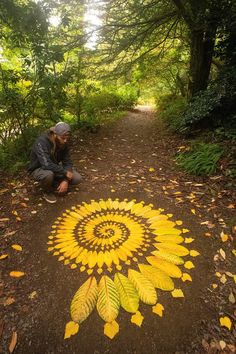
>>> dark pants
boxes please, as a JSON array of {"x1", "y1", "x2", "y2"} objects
[{"x1": 31, "y1": 168, "x2": 83, "y2": 192}]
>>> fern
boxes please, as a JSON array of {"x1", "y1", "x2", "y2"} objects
[{"x1": 176, "y1": 143, "x2": 223, "y2": 175}]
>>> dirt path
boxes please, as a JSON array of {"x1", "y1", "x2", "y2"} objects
[{"x1": 1, "y1": 107, "x2": 235, "y2": 353}]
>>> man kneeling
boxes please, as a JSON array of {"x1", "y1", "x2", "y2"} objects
[{"x1": 28, "y1": 122, "x2": 82, "y2": 203}]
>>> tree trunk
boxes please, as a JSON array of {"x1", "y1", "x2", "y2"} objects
[{"x1": 188, "y1": 27, "x2": 216, "y2": 98}]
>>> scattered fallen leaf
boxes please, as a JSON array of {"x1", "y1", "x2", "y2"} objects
[
  {"x1": 220, "y1": 274, "x2": 227, "y2": 284},
  {"x1": 227, "y1": 204, "x2": 235, "y2": 209},
  {"x1": 229, "y1": 292, "x2": 235, "y2": 304},
  {"x1": 219, "y1": 340, "x2": 226, "y2": 350},
  {"x1": 4, "y1": 297, "x2": 15, "y2": 306},
  {"x1": 31, "y1": 210, "x2": 37, "y2": 214},
  {"x1": 184, "y1": 261, "x2": 195, "y2": 269},
  {"x1": 0, "y1": 218, "x2": 10, "y2": 222},
  {"x1": 191, "y1": 209, "x2": 196, "y2": 215},
  {"x1": 104, "y1": 320, "x2": 119, "y2": 339},
  {"x1": 204, "y1": 232, "x2": 211, "y2": 237},
  {"x1": 220, "y1": 232, "x2": 228, "y2": 242},
  {"x1": 176, "y1": 220, "x2": 183, "y2": 226},
  {"x1": 212, "y1": 284, "x2": 218, "y2": 289},
  {"x1": 149, "y1": 168, "x2": 155, "y2": 172},
  {"x1": 0, "y1": 188, "x2": 9, "y2": 195},
  {"x1": 12, "y1": 211, "x2": 18, "y2": 216},
  {"x1": 29, "y1": 291, "x2": 37, "y2": 299},
  {"x1": 171, "y1": 289, "x2": 184, "y2": 298},
  {"x1": 11, "y1": 244, "x2": 22, "y2": 252},
  {"x1": 232, "y1": 249, "x2": 236, "y2": 257},
  {"x1": 0, "y1": 254, "x2": 8, "y2": 260},
  {"x1": 131, "y1": 311, "x2": 144, "y2": 327},
  {"x1": 215, "y1": 272, "x2": 221, "y2": 278},
  {"x1": 64, "y1": 321, "x2": 79, "y2": 339},
  {"x1": 9, "y1": 331, "x2": 17, "y2": 353},
  {"x1": 9, "y1": 271, "x2": 25, "y2": 278},
  {"x1": 219, "y1": 316, "x2": 232, "y2": 330},
  {"x1": 152, "y1": 303, "x2": 164, "y2": 317},
  {"x1": 219, "y1": 248, "x2": 226, "y2": 260}
]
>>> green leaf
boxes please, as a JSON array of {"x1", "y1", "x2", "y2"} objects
[{"x1": 114, "y1": 273, "x2": 139, "y2": 313}]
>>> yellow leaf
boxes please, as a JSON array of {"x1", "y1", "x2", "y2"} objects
[
  {"x1": 175, "y1": 220, "x2": 183, "y2": 225},
  {"x1": 97, "y1": 276, "x2": 120, "y2": 323},
  {"x1": 154, "y1": 234, "x2": 184, "y2": 244},
  {"x1": 184, "y1": 261, "x2": 195, "y2": 269},
  {"x1": 220, "y1": 274, "x2": 227, "y2": 284},
  {"x1": 139, "y1": 264, "x2": 174, "y2": 291},
  {"x1": 212, "y1": 283, "x2": 218, "y2": 289},
  {"x1": 152, "y1": 303, "x2": 164, "y2": 317},
  {"x1": 181, "y1": 273, "x2": 192, "y2": 282},
  {"x1": 152, "y1": 250, "x2": 184, "y2": 265},
  {"x1": 220, "y1": 232, "x2": 228, "y2": 242},
  {"x1": 114, "y1": 273, "x2": 139, "y2": 313},
  {"x1": 146, "y1": 256, "x2": 182, "y2": 278},
  {"x1": 64, "y1": 321, "x2": 79, "y2": 339},
  {"x1": 71, "y1": 277, "x2": 98, "y2": 323},
  {"x1": 232, "y1": 249, "x2": 236, "y2": 256},
  {"x1": 191, "y1": 209, "x2": 196, "y2": 214},
  {"x1": 128, "y1": 269, "x2": 157, "y2": 305},
  {"x1": 104, "y1": 320, "x2": 119, "y2": 339},
  {"x1": 149, "y1": 168, "x2": 155, "y2": 172},
  {"x1": 182, "y1": 228, "x2": 190, "y2": 233},
  {"x1": 215, "y1": 272, "x2": 221, "y2": 277},
  {"x1": 219, "y1": 248, "x2": 226, "y2": 260},
  {"x1": 9, "y1": 271, "x2": 25, "y2": 278},
  {"x1": 154, "y1": 242, "x2": 189, "y2": 256},
  {"x1": 189, "y1": 250, "x2": 200, "y2": 257},
  {"x1": 0, "y1": 254, "x2": 8, "y2": 260},
  {"x1": 131, "y1": 311, "x2": 144, "y2": 327},
  {"x1": 184, "y1": 238, "x2": 194, "y2": 244},
  {"x1": 171, "y1": 289, "x2": 184, "y2": 298},
  {"x1": 219, "y1": 316, "x2": 232, "y2": 330},
  {"x1": 11, "y1": 244, "x2": 23, "y2": 251}
]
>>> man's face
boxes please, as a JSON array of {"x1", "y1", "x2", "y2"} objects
[{"x1": 55, "y1": 133, "x2": 70, "y2": 146}]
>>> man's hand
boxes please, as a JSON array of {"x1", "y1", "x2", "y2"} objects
[
  {"x1": 66, "y1": 170, "x2": 73, "y2": 180},
  {"x1": 57, "y1": 180, "x2": 69, "y2": 194}
]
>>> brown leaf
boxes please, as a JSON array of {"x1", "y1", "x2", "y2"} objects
[
  {"x1": 0, "y1": 188, "x2": 9, "y2": 195},
  {"x1": 0, "y1": 218, "x2": 10, "y2": 222},
  {"x1": 201, "y1": 339, "x2": 210, "y2": 351},
  {"x1": 3, "y1": 297, "x2": 15, "y2": 306},
  {"x1": 9, "y1": 331, "x2": 17, "y2": 353}
]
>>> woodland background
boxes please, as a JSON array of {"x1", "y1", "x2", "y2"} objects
[{"x1": 0, "y1": 0, "x2": 235, "y2": 177}]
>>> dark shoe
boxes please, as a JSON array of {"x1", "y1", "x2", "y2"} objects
[{"x1": 43, "y1": 192, "x2": 57, "y2": 204}]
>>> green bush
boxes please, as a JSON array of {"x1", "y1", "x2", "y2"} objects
[
  {"x1": 175, "y1": 143, "x2": 224, "y2": 175},
  {"x1": 0, "y1": 125, "x2": 42, "y2": 173},
  {"x1": 157, "y1": 95, "x2": 187, "y2": 131},
  {"x1": 180, "y1": 67, "x2": 236, "y2": 133}
]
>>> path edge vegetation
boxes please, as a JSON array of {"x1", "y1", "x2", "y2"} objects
[{"x1": 0, "y1": 0, "x2": 235, "y2": 178}]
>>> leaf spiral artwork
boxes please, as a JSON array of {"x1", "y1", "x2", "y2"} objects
[{"x1": 48, "y1": 198, "x2": 199, "y2": 340}]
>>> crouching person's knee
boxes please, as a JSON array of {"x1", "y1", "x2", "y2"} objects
[
  {"x1": 71, "y1": 171, "x2": 83, "y2": 185},
  {"x1": 41, "y1": 170, "x2": 54, "y2": 191}
]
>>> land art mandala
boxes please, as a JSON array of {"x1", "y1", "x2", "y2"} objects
[{"x1": 48, "y1": 199, "x2": 200, "y2": 339}]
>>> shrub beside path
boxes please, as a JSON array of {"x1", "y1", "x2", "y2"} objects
[{"x1": 0, "y1": 106, "x2": 235, "y2": 353}]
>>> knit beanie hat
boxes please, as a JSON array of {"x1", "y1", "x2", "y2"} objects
[{"x1": 51, "y1": 122, "x2": 71, "y2": 136}]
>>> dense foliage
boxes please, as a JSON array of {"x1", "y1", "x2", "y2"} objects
[{"x1": 0, "y1": 0, "x2": 235, "y2": 174}]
